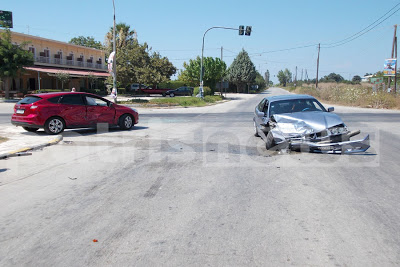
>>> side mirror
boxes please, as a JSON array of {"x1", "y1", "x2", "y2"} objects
[{"x1": 327, "y1": 107, "x2": 334, "y2": 112}]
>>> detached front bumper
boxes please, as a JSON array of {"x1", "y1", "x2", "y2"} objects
[{"x1": 289, "y1": 134, "x2": 370, "y2": 154}]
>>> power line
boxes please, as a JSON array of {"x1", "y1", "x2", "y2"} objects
[
  {"x1": 245, "y1": 3, "x2": 400, "y2": 57},
  {"x1": 322, "y1": 2, "x2": 400, "y2": 47},
  {"x1": 322, "y1": 6, "x2": 400, "y2": 48}
]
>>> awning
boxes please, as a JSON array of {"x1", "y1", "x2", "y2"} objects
[{"x1": 24, "y1": 66, "x2": 110, "y2": 78}]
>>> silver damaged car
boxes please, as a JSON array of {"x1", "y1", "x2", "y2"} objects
[{"x1": 253, "y1": 94, "x2": 370, "y2": 154}]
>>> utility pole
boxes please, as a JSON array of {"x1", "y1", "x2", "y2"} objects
[
  {"x1": 394, "y1": 25, "x2": 398, "y2": 93},
  {"x1": 295, "y1": 66, "x2": 297, "y2": 86},
  {"x1": 220, "y1": 46, "x2": 224, "y2": 97},
  {"x1": 395, "y1": 34, "x2": 398, "y2": 93},
  {"x1": 112, "y1": 0, "x2": 117, "y2": 103},
  {"x1": 316, "y1": 43, "x2": 320, "y2": 88},
  {"x1": 389, "y1": 24, "x2": 397, "y2": 91},
  {"x1": 301, "y1": 69, "x2": 303, "y2": 81}
]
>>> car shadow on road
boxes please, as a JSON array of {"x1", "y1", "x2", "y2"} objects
[
  {"x1": 17, "y1": 125, "x2": 148, "y2": 137},
  {"x1": 61, "y1": 125, "x2": 149, "y2": 137}
]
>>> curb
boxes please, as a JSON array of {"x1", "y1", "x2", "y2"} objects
[{"x1": 0, "y1": 135, "x2": 63, "y2": 159}]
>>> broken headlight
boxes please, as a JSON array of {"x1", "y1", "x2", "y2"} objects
[{"x1": 328, "y1": 124, "x2": 348, "y2": 135}]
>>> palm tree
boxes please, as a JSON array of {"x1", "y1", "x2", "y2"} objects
[{"x1": 105, "y1": 23, "x2": 136, "y2": 53}]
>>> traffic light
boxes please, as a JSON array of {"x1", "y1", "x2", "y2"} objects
[
  {"x1": 239, "y1": 25, "x2": 244, "y2": 35},
  {"x1": 245, "y1": 26, "x2": 252, "y2": 36}
]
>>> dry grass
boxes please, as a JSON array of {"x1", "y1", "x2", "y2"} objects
[{"x1": 288, "y1": 83, "x2": 400, "y2": 109}]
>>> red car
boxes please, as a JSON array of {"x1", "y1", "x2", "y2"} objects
[{"x1": 11, "y1": 92, "x2": 139, "y2": 134}]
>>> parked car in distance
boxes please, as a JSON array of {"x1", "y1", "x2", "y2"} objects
[
  {"x1": 126, "y1": 83, "x2": 147, "y2": 91},
  {"x1": 11, "y1": 92, "x2": 139, "y2": 134},
  {"x1": 253, "y1": 94, "x2": 370, "y2": 154},
  {"x1": 164, "y1": 86, "x2": 194, "y2": 97},
  {"x1": 140, "y1": 86, "x2": 171, "y2": 96}
]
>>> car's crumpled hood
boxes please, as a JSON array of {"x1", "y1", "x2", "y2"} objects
[{"x1": 272, "y1": 111, "x2": 344, "y2": 135}]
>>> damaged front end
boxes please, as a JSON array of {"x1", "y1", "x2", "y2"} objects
[{"x1": 268, "y1": 114, "x2": 370, "y2": 154}]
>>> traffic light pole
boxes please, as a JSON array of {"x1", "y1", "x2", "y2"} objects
[{"x1": 200, "y1": 26, "x2": 250, "y2": 98}]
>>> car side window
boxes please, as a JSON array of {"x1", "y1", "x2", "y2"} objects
[
  {"x1": 47, "y1": 96, "x2": 61, "y2": 103},
  {"x1": 85, "y1": 96, "x2": 109, "y2": 107},
  {"x1": 263, "y1": 100, "x2": 269, "y2": 113},
  {"x1": 60, "y1": 95, "x2": 85, "y2": 105}
]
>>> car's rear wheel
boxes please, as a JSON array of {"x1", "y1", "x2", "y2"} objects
[
  {"x1": 23, "y1": 127, "x2": 39, "y2": 133},
  {"x1": 44, "y1": 117, "x2": 65, "y2": 135},
  {"x1": 253, "y1": 121, "x2": 260, "y2": 137},
  {"x1": 119, "y1": 114, "x2": 133, "y2": 130}
]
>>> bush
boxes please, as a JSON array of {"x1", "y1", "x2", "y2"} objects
[
  {"x1": 366, "y1": 91, "x2": 397, "y2": 109},
  {"x1": 193, "y1": 86, "x2": 212, "y2": 96},
  {"x1": 204, "y1": 95, "x2": 223, "y2": 103},
  {"x1": 117, "y1": 88, "x2": 127, "y2": 95}
]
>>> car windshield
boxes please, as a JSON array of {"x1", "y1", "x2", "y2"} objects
[
  {"x1": 269, "y1": 99, "x2": 326, "y2": 115},
  {"x1": 17, "y1": 96, "x2": 42, "y2": 105}
]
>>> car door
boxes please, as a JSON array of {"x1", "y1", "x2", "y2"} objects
[
  {"x1": 254, "y1": 99, "x2": 269, "y2": 131},
  {"x1": 85, "y1": 95, "x2": 116, "y2": 125},
  {"x1": 58, "y1": 94, "x2": 87, "y2": 127}
]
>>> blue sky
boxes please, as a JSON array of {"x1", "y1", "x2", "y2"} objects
[{"x1": 3, "y1": 0, "x2": 400, "y2": 83}]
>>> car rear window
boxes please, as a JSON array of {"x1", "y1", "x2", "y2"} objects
[{"x1": 17, "y1": 96, "x2": 42, "y2": 105}]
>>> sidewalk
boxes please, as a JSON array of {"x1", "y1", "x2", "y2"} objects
[{"x1": 0, "y1": 125, "x2": 62, "y2": 159}]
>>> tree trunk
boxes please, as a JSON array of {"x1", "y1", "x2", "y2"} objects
[{"x1": 4, "y1": 77, "x2": 11, "y2": 99}]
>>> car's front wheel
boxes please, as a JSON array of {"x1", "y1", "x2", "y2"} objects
[
  {"x1": 170, "y1": 93, "x2": 175, "y2": 97},
  {"x1": 23, "y1": 127, "x2": 39, "y2": 133},
  {"x1": 119, "y1": 114, "x2": 134, "y2": 130},
  {"x1": 265, "y1": 131, "x2": 275, "y2": 150},
  {"x1": 44, "y1": 117, "x2": 65, "y2": 135}
]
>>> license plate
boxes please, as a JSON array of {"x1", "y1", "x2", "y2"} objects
[
  {"x1": 16, "y1": 109, "x2": 24, "y2": 114},
  {"x1": 319, "y1": 146, "x2": 334, "y2": 151}
]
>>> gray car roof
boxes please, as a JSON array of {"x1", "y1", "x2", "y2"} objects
[{"x1": 265, "y1": 94, "x2": 316, "y2": 102}]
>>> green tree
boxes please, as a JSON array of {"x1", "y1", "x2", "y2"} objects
[
  {"x1": 141, "y1": 51, "x2": 176, "y2": 88},
  {"x1": 105, "y1": 35, "x2": 176, "y2": 88},
  {"x1": 277, "y1": 68, "x2": 292, "y2": 87},
  {"x1": 69, "y1": 36, "x2": 103, "y2": 49},
  {"x1": 254, "y1": 71, "x2": 266, "y2": 91},
  {"x1": 227, "y1": 49, "x2": 256, "y2": 93},
  {"x1": 321, "y1": 73, "x2": 344, "y2": 83},
  {"x1": 88, "y1": 73, "x2": 99, "y2": 90},
  {"x1": 264, "y1": 70, "x2": 270, "y2": 88},
  {"x1": 0, "y1": 29, "x2": 34, "y2": 98},
  {"x1": 179, "y1": 56, "x2": 226, "y2": 90},
  {"x1": 55, "y1": 71, "x2": 71, "y2": 91},
  {"x1": 352, "y1": 75, "x2": 361, "y2": 83}
]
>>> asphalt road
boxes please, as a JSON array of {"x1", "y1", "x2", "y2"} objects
[{"x1": 1, "y1": 88, "x2": 400, "y2": 266}]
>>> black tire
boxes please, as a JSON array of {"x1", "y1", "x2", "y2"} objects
[
  {"x1": 119, "y1": 114, "x2": 134, "y2": 130},
  {"x1": 253, "y1": 121, "x2": 260, "y2": 137},
  {"x1": 170, "y1": 93, "x2": 175, "y2": 97},
  {"x1": 44, "y1": 117, "x2": 65, "y2": 135},
  {"x1": 162, "y1": 93, "x2": 166, "y2": 97},
  {"x1": 265, "y1": 131, "x2": 275, "y2": 150},
  {"x1": 23, "y1": 127, "x2": 39, "y2": 132}
]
